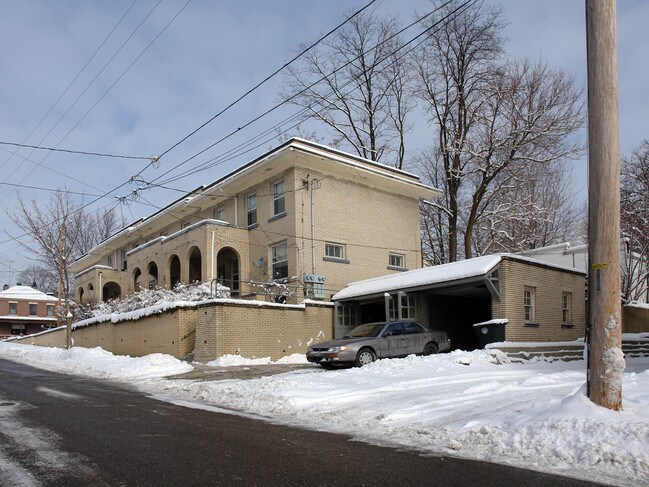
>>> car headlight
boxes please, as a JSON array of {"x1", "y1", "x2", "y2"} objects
[{"x1": 328, "y1": 346, "x2": 350, "y2": 352}]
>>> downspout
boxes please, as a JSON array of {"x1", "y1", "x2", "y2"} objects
[
  {"x1": 99, "y1": 271, "x2": 103, "y2": 302},
  {"x1": 311, "y1": 180, "x2": 316, "y2": 274},
  {"x1": 234, "y1": 196, "x2": 238, "y2": 226}
]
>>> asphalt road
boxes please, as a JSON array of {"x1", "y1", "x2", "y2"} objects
[{"x1": 0, "y1": 358, "x2": 609, "y2": 487}]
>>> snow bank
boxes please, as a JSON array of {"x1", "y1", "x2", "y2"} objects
[{"x1": 1, "y1": 342, "x2": 647, "y2": 485}]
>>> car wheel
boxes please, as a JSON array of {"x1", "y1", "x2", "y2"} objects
[
  {"x1": 355, "y1": 348, "x2": 376, "y2": 367},
  {"x1": 423, "y1": 342, "x2": 438, "y2": 355}
]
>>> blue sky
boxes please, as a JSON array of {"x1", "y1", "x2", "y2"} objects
[{"x1": 1, "y1": 0, "x2": 647, "y2": 285}]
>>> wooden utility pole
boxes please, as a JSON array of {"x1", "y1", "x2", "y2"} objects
[{"x1": 586, "y1": 0, "x2": 624, "y2": 410}]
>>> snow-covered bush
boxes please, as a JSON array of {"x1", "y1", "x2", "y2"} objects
[{"x1": 75, "y1": 281, "x2": 230, "y2": 320}]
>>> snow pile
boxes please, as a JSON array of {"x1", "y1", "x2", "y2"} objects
[
  {"x1": 207, "y1": 353, "x2": 308, "y2": 366},
  {"x1": 73, "y1": 281, "x2": 230, "y2": 328},
  {"x1": 0, "y1": 342, "x2": 647, "y2": 485}
]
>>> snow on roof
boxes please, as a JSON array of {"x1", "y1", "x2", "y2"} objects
[
  {"x1": 0, "y1": 285, "x2": 58, "y2": 302},
  {"x1": 333, "y1": 253, "x2": 587, "y2": 302},
  {"x1": 333, "y1": 255, "x2": 502, "y2": 301}
]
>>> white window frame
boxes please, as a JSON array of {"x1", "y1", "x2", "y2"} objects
[
  {"x1": 337, "y1": 304, "x2": 357, "y2": 328},
  {"x1": 47, "y1": 304, "x2": 54, "y2": 317},
  {"x1": 325, "y1": 242, "x2": 345, "y2": 260},
  {"x1": 272, "y1": 180, "x2": 285, "y2": 216},
  {"x1": 9, "y1": 302, "x2": 17, "y2": 315},
  {"x1": 214, "y1": 205, "x2": 225, "y2": 222},
  {"x1": 562, "y1": 292, "x2": 572, "y2": 324},
  {"x1": 271, "y1": 241, "x2": 288, "y2": 280},
  {"x1": 524, "y1": 287, "x2": 536, "y2": 323},
  {"x1": 246, "y1": 193, "x2": 257, "y2": 226},
  {"x1": 388, "y1": 252, "x2": 405, "y2": 269},
  {"x1": 29, "y1": 303, "x2": 37, "y2": 316}
]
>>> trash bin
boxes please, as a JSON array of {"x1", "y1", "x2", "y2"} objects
[{"x1": 473, "y1": 319, "x2": 508, "y2": 348}]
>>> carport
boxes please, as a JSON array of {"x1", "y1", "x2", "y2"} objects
[{"x1": 332, "y1": 255, "x2": 503, "y2": 351}]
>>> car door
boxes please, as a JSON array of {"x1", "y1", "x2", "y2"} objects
[
  {"x1": 403, "y1": 321, "x2": 427, "y2": 354},
  {"x1": 379, "y1": 322, "x2": 407, "y2": 357}
]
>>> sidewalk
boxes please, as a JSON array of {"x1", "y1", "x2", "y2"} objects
[{"x1": 167, "y1": 362, "x2": 315, "y2": 381}]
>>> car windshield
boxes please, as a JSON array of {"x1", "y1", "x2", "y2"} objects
[{"x1": 345, "y1": 323, "x2": 385, "y2": 338}]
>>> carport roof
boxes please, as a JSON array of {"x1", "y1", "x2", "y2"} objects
[{"x1": 333, "y1": 255, "x2": 503, "y2": 302}]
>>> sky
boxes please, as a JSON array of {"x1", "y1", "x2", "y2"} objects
[
  {"x1": 1, "y1": 0, "x2": 648, "y2": 285},
  {"x1": 0, "y1": 340, "x2": 647, "y2": 485}
]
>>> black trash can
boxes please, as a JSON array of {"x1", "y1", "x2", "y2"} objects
[{"x1": 473, "y1": 319, "x2": 508, "y2": 348}]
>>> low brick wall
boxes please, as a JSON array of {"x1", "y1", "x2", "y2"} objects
[
  {"x1": 194, "y1": 300, "x2": 334, "y2": 362},
  {"x1": 12, "y1": 300, "x2": 334, "y2": 362}
]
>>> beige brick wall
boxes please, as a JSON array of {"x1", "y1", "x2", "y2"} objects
[
  {"x1": 493, "y1": 258, "x2": 586, "y2": 342},
  {"x1": 19, "y1": 301, "x2": 333, "y2": 362},
  {"x1": 194, "y1": 301, "x2": 334, "y2": 362}
]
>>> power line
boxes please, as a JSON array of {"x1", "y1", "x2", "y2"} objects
[
  {"x1": 0, "y1": 180, "x2": 104, "y2": 197},
  {"x1": 0, "y1": 141, "x2": 151, "y2": 161},
  {"x1": 152, "y1": 0, "x2": 378, "y2": 164},
  {"x1": 143, "y1": 0, "x2": 470, "y2": 189}
]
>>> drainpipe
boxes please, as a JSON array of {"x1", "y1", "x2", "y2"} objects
[
  {"x1": 98, "y1": 271, "x2": 103, "y2": 302},
  {"x1": 311, "y1": 180, "x2": 316, "y2": 274}
]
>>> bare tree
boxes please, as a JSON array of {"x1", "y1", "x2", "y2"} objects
[
  {"x1": 5, "y1": 190, "x2": 119, "y2": 311},
  {"x1": 282, "y1": 10, "x2": 415, "y2": 168},
  {"x1": 413, "y1": 0, "x2": 584, "y2": 261},
  {"x1": 621, "y1": 140, "x2": 649, "y2": 302},
  {"x1": 17, "y1": 265, "x2": 58, "y2": 294}
]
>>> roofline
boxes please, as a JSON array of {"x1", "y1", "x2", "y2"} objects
[{"x1": 73, "y1": 138, "x2": 439, "y2": 269}]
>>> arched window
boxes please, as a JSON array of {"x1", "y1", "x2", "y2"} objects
[
  {"x1": 147, "y1": 262, "x2": 159, "y2": 289},
  {"x1": 169, "y1": 255, "x2": 181, "y2": 288},
  {"x1": 188, "y1": 247, "x2": 202, "y2": 282},
  {"x1": 216, "y1": 247, "x2": 240, "y2": 294}
]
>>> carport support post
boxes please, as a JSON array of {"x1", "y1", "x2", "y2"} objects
[
  {"x1": 398, "y1": 291, "x2": 404, "y2": 320},
  {"x1": 384, "y1": 293, "x2": 391, "y2": 322}
]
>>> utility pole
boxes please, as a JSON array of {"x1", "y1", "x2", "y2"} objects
[{"x1": 585, "y1": 0, "x2": 624, "y2": 410}]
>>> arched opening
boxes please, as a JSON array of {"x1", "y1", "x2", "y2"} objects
[
  {"x1": 169, "y1": 255, "x2": 181, "y2": 289},
  {"x1": 216, "y1": 247, "x2": 240, "y2": 295},
  {"x1": 88, "y1": 283, "x2": 95, "y2": 303},
  {"x1": 78, "y1": 287, "x2": 85, "y2": 304},
  {"x1": 147, "y1": 262, "x2": 159, "y2": 289},
  {"x1": 103, "y1": 282, "x2": 121, "y2": 301},
  {"x1": 133, "y1": 268, "x2": 142, "y2": 291},
  {"x1": 188, "y1": 247, "x2": 202, "y2": 283}
]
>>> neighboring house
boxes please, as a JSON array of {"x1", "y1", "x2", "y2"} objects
[
  {"x1": 332, "y1": 254, "x2": 586, "y2": 350},
  {"x1": 0, "y1": 285, "x2": 59, "y2": 339},
  {"x1": 71, "y1": 139, "x2": 439, "y2": 305},
  {"x1": 519, "y1": 241, "x2": 648, "y2": 303}
]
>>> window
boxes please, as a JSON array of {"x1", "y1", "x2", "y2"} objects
[
  {"x1": 121, "y1": 249, "x2": 128, "y2": 271},
  {"x1": 400, "y1": 295, "x2": 420, "y2": 319},
  {"x1": 29, "y1": 303, "x2": 37, "y2": 315},
  {"x1": 247, "y1": 193, "x2": 257, "y2": 226},
  {"x1": 107, "y1": 255, "x2": 113, "y2": 267},
  {"x1": 337, "y1": 304, "x2": 357, "y2": 328},
  {"x1": 325, "y1": 242, "x2": 346, "y2": 261},
  {"x1": 388, "y1": 253, "x2": 405, "y2": 269},
  {"x1": 47, "y1": 305, "x2": 54, "y2": 317},
  {"x1": 272, "y1": 180, "x2": 285, "y2": 216},
  {"x1": 524, "y1": 287, "x2": 536, "y2": 323},
  {"x1": 562, "y1": 292, "x2": 572, "y2": 324},
  {"x1": 214, "y1": 206, "x2": 225, "y2": 221},
  {"x1": 271, "y1": 241, "x2": 288, "y2": 280},
  {"x1": 9, "y1": 302, "x2": 17, "y2": 315}
]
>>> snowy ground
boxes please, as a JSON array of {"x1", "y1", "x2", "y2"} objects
[{"x1": 0, "y1": 342, "x2": 647, "y2": 486}]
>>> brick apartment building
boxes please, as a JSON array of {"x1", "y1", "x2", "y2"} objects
[
  {"x1": 0, "y1": 285, "x2": 59, "y2": 339},
  {"x1": 71, "y1": 138, "x2": 439, "y2": 305}
]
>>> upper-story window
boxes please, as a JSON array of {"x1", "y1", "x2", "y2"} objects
[
  {"x1": 9, "y1": 302, "x2": 17, "y2": 315},
  {"x1": 47, "y1": 305, "x2": 54, "y2": 317},
  {"x1": 325, "y1": 242, "x2": 346, "y2": 261},
  {"x1": 271, "y1": 241, "x2": 288, "y2": 280},
  {"x1": 29, "y1": 303, "x2": 37, "y2": 315},
  {"x1": 272, "y1": 180, "x2": 285, "y2": 216},
  {"x1": 247, "y1": 193, "x2": 257, "y2": 226},
  {"x1": 388, "y1": 252, "x2": 405, "y2": 270},
  {"x1": 107, "y1": 255, "x2": 113, "y2": 268},
  {"x1": 121, "y1": 249, "x2": 128, "y2": 271},
  {"x1": 214, "y1": 206, "x2": 225, "y2": 222}
]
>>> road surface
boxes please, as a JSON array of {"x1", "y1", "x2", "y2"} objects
[{"x1": 0, "y1": 358, "x2": 608, "y2": 486}]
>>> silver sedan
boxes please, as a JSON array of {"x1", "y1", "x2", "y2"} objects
[{"x1": 306, "y1": 321, "x2": 451, "y2": 368}]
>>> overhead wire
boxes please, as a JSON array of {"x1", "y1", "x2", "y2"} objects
[
  {"x1": 141, "y1": 0, "x2": 469, "y2": 189},
  {"x1": 0, "y1": 141, "x2": 150, "y2": 160}
]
